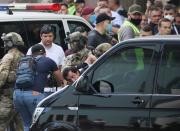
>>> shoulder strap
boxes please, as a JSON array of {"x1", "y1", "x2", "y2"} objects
[{"x1": 34, "y1": 55, "x2": 44, "y2": 62}]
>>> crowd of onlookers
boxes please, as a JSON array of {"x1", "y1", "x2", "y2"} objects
[
  {"x1": 55, "y1": 0, "x2": 180, "y2": 46},
  {"x1": 57, "y1": 0, "x2": 180, "y2": 37},
  {"x1": 55, "y1": 0, "x2": 180, "y2": 84}
]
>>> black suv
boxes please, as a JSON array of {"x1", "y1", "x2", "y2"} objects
[{"x1": 30, "y1": 36, "x2": 180, "y2": 131}]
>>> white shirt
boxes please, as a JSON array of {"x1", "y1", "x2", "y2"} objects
[{"x1": 27, "y1": 42, "x2": 65, "y2": 67}]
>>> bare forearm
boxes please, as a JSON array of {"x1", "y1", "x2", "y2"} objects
[{"x1": 53, "y1": 69, "x2": 64, "y2": 86}]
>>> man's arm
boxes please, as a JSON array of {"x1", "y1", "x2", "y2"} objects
[
  {"x1": 53, "y1": 68, "x2": 64, "y2": 86},
  {"x1": 88, "y1": 31, "x2": 97, "y2": 48},
  {"x1": 118, "y1": 26, "x2": 134, "y2": 42},
  {"x1": 0, "y1": 54, "x2": 13, "y2": 88},
  {"x1": 58, "y1": 65, "x2": 64, "y2": 81}
]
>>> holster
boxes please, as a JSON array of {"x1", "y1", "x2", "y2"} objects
[{"x1": 2, "y1": 83, "x2": 14, "y2": 98}]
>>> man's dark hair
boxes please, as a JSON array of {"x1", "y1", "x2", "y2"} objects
[
  {"x1": 40, "y1": 24, "x2": 55, "y2": 35},
  {"x1": 62, "y1": 66, "x2": 79, "y2": 81},
  {"x1": 149, "y1": 5, "x2": 162, "y2": 12},
  {"x1": 158, "y1": 18, "x2": 171, "y2": 27},
  {"x1": 141, "y1": 24, "x2": 152, "y2": 32},
  {"x1": 52, "y1": 0, "x2": 63, "y2": 2},
  {"x1": 61, "y1": 2, "x2": 68, "y2": 8},
  {"x1": 163, "y1": 4, "x2": 176, "y2": 12},
  {"x1": 113, "y1": 0, "x2": 120, "y2": 5}
]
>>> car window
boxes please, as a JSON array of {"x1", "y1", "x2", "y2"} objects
[
  {"x1": 24, "y1": 21, "x2": 67, "y2": 50},
  {"x1": 157, "y1": 44, "x2": 180, "y2": 94},
  {"x1": 0, "y1": 22, "x2": 27, "y2": 58},
  {"x1": 92, "y1": 45, "x2": 156, "y2": 94},
  {"x1": 67, "y1": 21, "x2": 91, "y2": 33}
]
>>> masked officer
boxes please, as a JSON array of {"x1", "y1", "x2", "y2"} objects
[
  {"x1": 0, "y1": 32, "x2": 24, "y2": 130},
  {"x1": 63, "y1": 31, "x2": 91, "y2": 69},
  {"x1": 118, "y1": 4, "x2": 143, "y2": 42}
]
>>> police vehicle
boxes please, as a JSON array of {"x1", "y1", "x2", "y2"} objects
[
  {"x1": 0, "y1": 3, "x2": 93, "y2": 58},
  {"x1": 0, "y1": 3, "x2": 93, "y2": 130}
]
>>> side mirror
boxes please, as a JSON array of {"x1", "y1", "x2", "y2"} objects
[
  {"x1": 93, "y1": 80, "x2": 114, "y2": 94},
  {"x1": 75, "y1": 76, "x2": 89, "y2": 93}
]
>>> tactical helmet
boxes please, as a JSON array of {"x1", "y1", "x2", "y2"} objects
[
  {"x1": 1, "y1": 32, "x2": 24, "y2": 48},
  {"x1": 68, "y1": 31, "x2": 87, "y2": 53},
  {"x1": 94, "y1": 43, "x2": 112, "y2": 57}
]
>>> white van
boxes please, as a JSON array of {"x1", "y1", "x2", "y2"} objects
[{"x1": 0, "y1": 7, "x2": 93, "y2": 58}]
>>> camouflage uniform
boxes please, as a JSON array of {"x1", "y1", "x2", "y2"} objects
[
  {"x1": 63, "y1": 31, "x2": 90, "y2": 69},
  {"x1": 63, "y1": 48, "x2": 90, "y2": 68},
  {"x1": 0, "y1": 32, "x2": 24, "y2": 131}
]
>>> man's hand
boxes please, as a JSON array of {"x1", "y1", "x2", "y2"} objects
[{"x1": 85, "y1": 54, "x2": 97, "y2": 65}]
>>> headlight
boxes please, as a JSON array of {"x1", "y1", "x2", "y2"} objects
[{"x1": 32, "y1": 107, "x2": 45, "y2": 124}]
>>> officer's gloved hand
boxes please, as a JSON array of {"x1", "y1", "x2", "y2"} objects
[
  {"x1": 85, "y1": 54, "x2": 97, "y2": 65},
  {"x1": 87, "y1": 46, "x2": 95, "y2": 55}
]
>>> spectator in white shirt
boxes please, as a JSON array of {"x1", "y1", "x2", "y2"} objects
[{"x1": 27, "y1": 24, "x2": 65, "y2": 83}]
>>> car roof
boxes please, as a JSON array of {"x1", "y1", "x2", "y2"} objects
[
  {"x1": 109, "y1": 35, "x2": 180, "y2": 53},
  {"x1": 131, "y1": 35, "x2": 180, "y2": 41},
  {"x1": 137, "y1": 35, "x2": 180, "y2": 40},
  {"x1": 98, "y1": 35, "x2": 180, "y2": 63},
  {"x1": 0, "y1": 11, "x2": 85, "y2": 20},
  {"x1": 127, "y1": 35, "x2": 180, "y2": 43}
]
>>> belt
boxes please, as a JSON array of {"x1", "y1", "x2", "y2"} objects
[
  {"x1": 44, "y1": 87, "x2": 63, "y2": 92},
  {"x1": 44, "y1": 87, "x2": 57, "y2": 92},
  {"x1": 15, "y1": 89, "x2": 41, "y2": 96},
  {"x1": 15, "y1": 88, "x2": 31, "y2": 91}
]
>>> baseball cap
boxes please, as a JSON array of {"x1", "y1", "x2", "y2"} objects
[
  {"x1": 74, "y1": 0, "x2": 85, "y2": 3},
  {"x1": 31, "y1": 44, "x2": 46, "y2": 54},
  {"x1": 96, "y1": 13, "x2": 115, "y2": 24},
  {"x1": 128, "y1": 4, "x2": 143, "y2": 14},
  {"x1": 81, "y1": 6, "x2": 94, "y2": 16}
]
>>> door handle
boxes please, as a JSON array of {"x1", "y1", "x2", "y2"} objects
[
  {"x1": 132, "y1": 97, "x2": 145, "y2": 105},
  {"x1": 93, "y1": 120, "x2": 106, "y2": 126}
]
